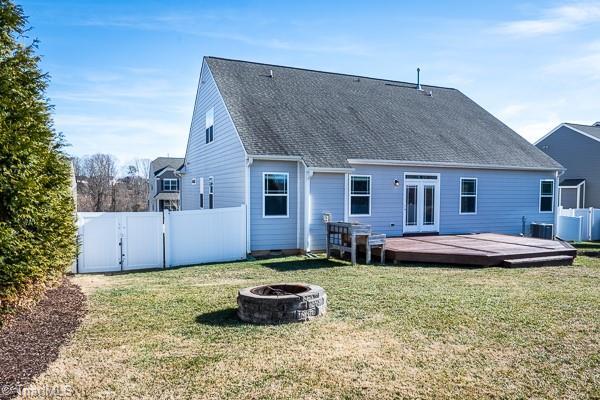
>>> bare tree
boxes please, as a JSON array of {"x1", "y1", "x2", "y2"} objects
[
  {"x1": 134, "y1": 158, "x2": 150, "y2": 180},
  {"x1": 72, "y1": 154, "x2": 150, "y2": 212},
  {"x1": 73, "y1": 154, "x2": 117, "y2": 211}
]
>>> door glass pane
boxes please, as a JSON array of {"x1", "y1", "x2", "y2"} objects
[
  {"x1": 406, "y1": 185, "x2": 417, "y2": 226},
  {"x1": 424, "y1": 185, "x2": 435, "y2": 225}
]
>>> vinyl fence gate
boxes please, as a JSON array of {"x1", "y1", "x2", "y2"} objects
[{"x1": 76, "y1": 206, "x2": 247, "y2": 273}]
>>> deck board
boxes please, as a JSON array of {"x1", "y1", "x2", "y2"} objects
[{"x1": 383, "y1": 234, "x2": 576, "y2": 266}]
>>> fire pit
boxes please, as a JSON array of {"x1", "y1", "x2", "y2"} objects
[{"x1": 237, "y1": 283, "x2": 327, "y2": 324}]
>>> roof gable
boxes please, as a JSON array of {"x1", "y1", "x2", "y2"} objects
[
  {"x1": 149, "y1": 157, "x2": 184, "y2": 176},
  {"x1": 535, "y1": 123, "x2": 600, "y2": 146},
  {"x1": 206, "y1": 57, "x2": 561, "y2": 170}
]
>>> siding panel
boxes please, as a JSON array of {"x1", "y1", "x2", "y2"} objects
[
  {"x1": 309, "y1": 173, "x2": 345, "y2": 251},
  {"x1": 180, "y1": 61, "x2": 246, "y2": 211},
  {"x1": 536, "y1": 126, "x2": 600, "y2": 207},
  {"x1": 308, "y1": 166, "x2": 556, "y2": 250},
  {"x1": 250, "y1": 161, "x2": 300, "y2": 251}
]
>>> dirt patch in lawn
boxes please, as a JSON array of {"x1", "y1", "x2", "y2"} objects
[{"x1": 0, "y1": 278, "x2": 86, "y2": 399}]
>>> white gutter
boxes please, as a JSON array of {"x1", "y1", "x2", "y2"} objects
[
  {"x1": 347, "y1": 159, "x2": 563, "y2": 172},
  {"x1": 308, "y1": 167, "x2": 354, "y2": 173},
  {"x1": 249, "y1": 155, "x2": 303, "y2": 162}
]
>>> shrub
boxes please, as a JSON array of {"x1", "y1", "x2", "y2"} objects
[{"x1": 0, "y1": 0, "x2": 77, "y2": 322}]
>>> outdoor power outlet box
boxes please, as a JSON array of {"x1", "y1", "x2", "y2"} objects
[{"x1": 322, "y1": 212, "x2": 332, "y2": 223}]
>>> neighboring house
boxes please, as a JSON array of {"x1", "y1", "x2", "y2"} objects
[
  {"x1": 536, "y1": 122, "x2": 600, "y2": 209},
  {"x1": 148, "y1": 157, "x2": 184, "y2": 211},
  {"x1": 180, "y1": 57, "x2": 562, "y2": 254}
]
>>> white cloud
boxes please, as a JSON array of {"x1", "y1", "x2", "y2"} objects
[
  {"x1": 514, "y1": 118, "x2": 561, "y2": 143},
  {"x1": 543, "y1": 51, "x2": 600, "y2": 80},
  {"x1": 497, "y1": 103, "x2": 529, "y2": 120},
  {"x1": 56, "y1": 114, "x2": 189, "y2": 165},
  {"x1": 79, "y1": 14, "x2": 371, "y2": 56},
  {"x1": 494, "y1": 2, "x2": 600, "y2": 37}
]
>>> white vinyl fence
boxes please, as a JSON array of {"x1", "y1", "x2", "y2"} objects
[
  {"x1": 76, "y1": 206, "x2": 246, "y2": 273},
  {"x1": 557, "y1": 207, "x2": 600, "y2": 242}
]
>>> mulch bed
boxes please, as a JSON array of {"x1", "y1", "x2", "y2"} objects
[{"x1": 0, "y1": 278, "x2": 86, "y2": 399}]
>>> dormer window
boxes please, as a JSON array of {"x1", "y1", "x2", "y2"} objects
[{"x1": 205, "y1": 108, "x2": 214, "y2": 144}]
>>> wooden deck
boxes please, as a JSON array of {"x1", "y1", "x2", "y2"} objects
[{"x1": 383, "y1": 234, "x2": 577, "y2": 267}]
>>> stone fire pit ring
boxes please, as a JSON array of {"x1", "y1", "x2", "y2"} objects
[{"x1": 237, "y1": 283, "x2": 327, "y2": 324}]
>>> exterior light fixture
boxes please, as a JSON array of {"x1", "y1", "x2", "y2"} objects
[{"x1": 394, "y1": 179, "x2": 400, "y2": 187}]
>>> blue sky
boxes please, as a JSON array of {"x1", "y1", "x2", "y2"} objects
[{"x1": 20, "y1": 0, "x2": 600, "y2": 168}]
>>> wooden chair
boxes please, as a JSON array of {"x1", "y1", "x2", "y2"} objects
[{"x1": 366, "y1": 234, "x2": 386, "y2": 265}]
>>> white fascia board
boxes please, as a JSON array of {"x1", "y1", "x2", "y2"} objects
[{"x1": 346, "y1": 159, "x2": 562, "y2": 172}]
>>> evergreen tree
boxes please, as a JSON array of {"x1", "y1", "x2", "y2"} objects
[{"x1": 0, "y1": 0, "x2": 77, "y2": 320}]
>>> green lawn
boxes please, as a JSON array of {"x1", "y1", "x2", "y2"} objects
[{"x1": 30, "y1": 256, "x2": 600, "y2": 399}]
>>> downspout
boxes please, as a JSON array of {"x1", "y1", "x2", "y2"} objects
[
  {"x1": 296, "y1": 161, "x2": 301, "y2": 250},
  {"x1": 554, "y1": 169, "x2": 565, "y2": 238},
  {"x1": 344, "y1": 173, "x2": 349, "y2": 222},
  {"x1": 304, "y1": 169, "x2": 313, "y2": 252},
  {"x1": 245, "y1": 157, "x2": 253, "y2": 254}
]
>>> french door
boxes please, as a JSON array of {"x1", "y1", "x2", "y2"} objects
[{"x1": 403, "y1": 174, "x2": 440, "y2": 233}]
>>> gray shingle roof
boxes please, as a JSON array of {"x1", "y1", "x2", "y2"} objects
[
  {"x1": 560, "y1": 178, "x2": 585, "y2": 186},
  {"x1": 150, "y1": 157, "x2": 184, "y2": 176},
  {"x1": 564, "y1": 123, "x2": 600, "y2": 141},
  {"x1": 206, "y1": 57, "x2": 561, "y2": 170}
]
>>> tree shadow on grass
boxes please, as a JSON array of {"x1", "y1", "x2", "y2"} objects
[
  {"x1": 261, "y1": 258, "x2": 347, "y2": 272},
  {"x1": 195, "y1": 307, "x2": 246, "y2": 327}
]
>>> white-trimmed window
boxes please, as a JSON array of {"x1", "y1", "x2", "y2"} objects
[
  {"x1": 349, "y1": 175, "x2": 371, "y2": 216},
  {"x1": 208, "y1": 177, "x2": 214, "y2": 209},
  {"x1": 205, "y1": 108, "x2": 214, "y2": 144},
  {"x1": 263, "y1": 172, "x2": 288, "y2": 217},
  {"x1": 460, "y1": 178, "x2": 477, "y2": 214},
  {"x1": 540, "y1": 180, "x2": 554, "y2": 213},
  {"x1": 162, "y1": 178, "x2": 178, "y2": 192},
  {"x1": 199, "y1": 177, "x2": 204, "y2": 209}
]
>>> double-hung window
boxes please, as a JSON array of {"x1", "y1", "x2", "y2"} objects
[
  {"x1": 349, "y1": 175, "x2": 371, "y2": 216},
  {"x1": 263, "y1": 173, "x2": 288, "y2": 217},
  {"x1": 205, "y1": 108, "x2": 214, "y2": 144},
  {"x1": 460, "y1": 178, "x2": 477, "y2": 214},
  {"x1": 540, "y1": 180, "x2": 554, "y2": 212},
  {"x1": 163, "y1": 178, "x2": 178, "y2": 192},
  {"x1": 199, "y1": 177, "x2": 205, "y2": 209},
  {"x1": 208, "y1": 177, "x2": 214, "y2": 209}
]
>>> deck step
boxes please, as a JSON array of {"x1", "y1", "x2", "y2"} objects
[{"x1": 503, "y1": 255, "x2": 574, "y2": 268}]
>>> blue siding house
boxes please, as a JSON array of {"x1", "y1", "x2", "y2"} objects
[{"x1": 180, "y1": 57, "x2": 563, "y2": 254}]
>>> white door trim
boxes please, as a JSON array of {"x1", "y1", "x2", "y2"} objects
[{"x1": 402, "y1": 172, "x2": 441, "y2": 234}]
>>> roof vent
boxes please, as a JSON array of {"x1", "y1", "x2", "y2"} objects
[
  {"x1": 269, "y1": 69, "x2": 274, "y2": 78},
  {"x1": 416, "y1": 67, "x2": 423, "y2": 91},
  {"x1": 594, "y1": 121, "x2": 600, "y2": 127}
]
